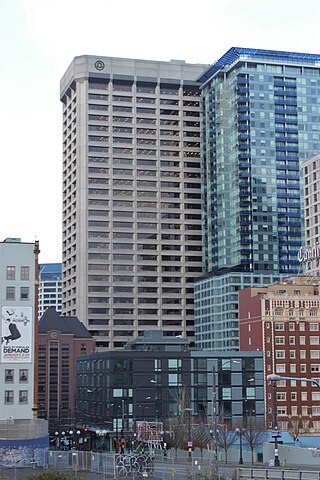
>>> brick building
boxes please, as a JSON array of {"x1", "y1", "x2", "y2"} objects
[
  {"x1": 37, "y1": 307, "x2": 95, "y2": 435},
  {"x1": 239, "y1": 276, "x2": 320, "y2": 432}
]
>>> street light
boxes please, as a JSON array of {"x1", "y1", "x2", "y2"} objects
[
  {"x1": 267, "y1": 375, "x2": 282, "y2": 467},
  {"x1": 235, "y1": 428, "x2": 245, "y2": 464},
  {"x1": 267, "y1": 373, "x2": 320, "y2": 467},
  {"x1": 267, "y1": 374, "x2": 320, "y2": 389},
  {"x1": 185, "y1": 407, "x2": 193, "y2": 460},
  {"x1": 212, "y1": 360, "x2": 240, "y2": 465},
  {"x1": 133, "y1": 379, "x2": 157, "y2": 442}
]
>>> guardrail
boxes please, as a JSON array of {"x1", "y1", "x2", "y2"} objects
[{"x1": 237, "y1": 467, "x2": 320, "y2": 480}]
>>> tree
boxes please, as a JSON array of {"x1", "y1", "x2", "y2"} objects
[
  {"x1": 287, "y1": 419, "x2": 301, "y2": 442},
  {"x1": 287, "y1": 417, "x2": 310, "y2": 442},
  {"x1": 165, "y1": 386, "x2": 191, "y2": 458},
  {"x1": 192, "y1": 422, "x2": 212, "y2": 456},
  {"x1": 241, "y1": 416, "x2": 267, "y2": 464},
  {"x1": 27, "y1": 469, "x2": 83, "y2": 480},
  {"x1": 216, "y1": 424, "x2": 237, "y2": 464}
]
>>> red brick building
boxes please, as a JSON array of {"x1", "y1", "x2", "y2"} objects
[
  {"x1": 239, "y1": 276, "x2": 320, "y2": 432},
  {"x1": 37, "y1": 307, "x2": 95, "y2": 435}
]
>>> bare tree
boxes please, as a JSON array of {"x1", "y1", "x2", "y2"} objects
[
  {"x1": 192, "y1": 422, "x2": 212, "y2": 456},
  {"x1": 216, "y1": 424, "x2": 237, "y2": 464},
  {"x1": 165, "y1": 386, "x2": 191, "y2": 458},
  {"x1": 241, "y1": 416, "x2": 267, "y2": 464},
  {"x1": 287, "y1": 419, "x2": 301, "y2": 442},
  {"x1": 287, "y1": 417, "x2": 310, "y2": 443}
]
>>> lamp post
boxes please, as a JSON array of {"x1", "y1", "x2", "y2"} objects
[
  {"x1": 235, "y1": 428, "x2": 245, "y2": 464},
  {"x1": 212, "y1": 360, "x2": 240, "y2": 468},
  {"x1": 267, "y1": 373, "x2": 320, "y2": 467},
  {"x1": 133, "y1": 379, "x2": 156, "y2": 445},
  {"x1": 267, "y1": 374, "x2": 320, "y2": 389},
  {"x1": 185, "y1": 407, "x2": 193, "y2": 460},
  {"x1": 267, "y1": 375, "x2": 281, "y2": 467}
]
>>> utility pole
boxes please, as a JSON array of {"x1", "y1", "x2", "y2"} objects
[{"x1": 33, "y1": 240, "x2": 40, "y2": 419}]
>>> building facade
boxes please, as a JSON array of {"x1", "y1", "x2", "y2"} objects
[
  {"x1": 60, "y1": 55, "x2": 208, "y2": 349},
  {"x1": 37, "y1": 307, "x2": 95, "y2": 436},
  {"x1": 302, "y1": 153, "x2": 320, "y2": 275},
  {"x1": 239, "y1": 276, "x2": 320, "y2": 431},
  {"x1": 195, "y1": 47, "x2": 320, "y2": 351},
  {"x1": 73, "y1": 331, "x2": 264, "y2": 450},
  {"x1": 0, "y1": 237, "x2": 36, "y2": 420},
  {"x1": 38, "y1": 263, "x2": 62, "y2": 320}
]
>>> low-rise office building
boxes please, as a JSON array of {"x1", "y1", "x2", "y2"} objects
[{"x1": 74, "y1": 330, "x2": 264, "y2": 450}]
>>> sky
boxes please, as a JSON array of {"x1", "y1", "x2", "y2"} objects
[{"x1": 1, "y1": 0, "x2": 320, "y2": 263}]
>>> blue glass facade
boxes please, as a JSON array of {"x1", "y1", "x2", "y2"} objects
[{"x1": 195, "y1": 47, "x2": 320, "y2": 350}]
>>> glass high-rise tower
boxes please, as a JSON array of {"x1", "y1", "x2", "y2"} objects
[{"x1": 195, "y1": 47, "x2": 320, "y2": 350}]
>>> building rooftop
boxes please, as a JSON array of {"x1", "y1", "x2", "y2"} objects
[
  {"x1": 124, "y1": 329, "x2": 190, "y2": 351},
  {"x1": 38, "y1": 307, "x2": 93, "y2": 339},
  {"x1": 198, "y1": 46, "x2": 320, "y2": 83}
]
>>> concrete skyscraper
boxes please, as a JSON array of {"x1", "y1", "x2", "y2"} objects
[
  {"x1": 60, "y1": 55, "x2": 208, "y2": 349},
  {"x1": 195, "y1": 47, "x2": 320, "y2": 350}
]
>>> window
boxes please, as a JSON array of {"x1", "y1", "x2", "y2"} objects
[
  {"x1": 275, "y1": 337, "x2": 285, "y2": 344},
  {"x1": 311, "y1": 364, "x2": 320, "y2": 372},
  {"x1": 275, "y1": 322, "x2": 284, "y2": 330},
  {"x1": 20, "y1": 266, "x2": 29, "y2": 280},
  {"x1": 19, "y1": 369, "x2": 28, "y2": 383},
  {"x1": 310, "y1": 336, "x2": 319, "y2": 345},
  {"x1": 113, "y1": 389, "x2": 123, "y2": 397},
  {"x1": 19, "y1": 390, "x2": 28, "y2": 404},
  {"x1": 276, "y1": 351, "x2": 285, "y2": 358},
  {"x1": 310, "y1": 323, "x2": 319, "y2": 331},
  {"x1": 222, "y1": 387, "x2": 231, "y2": 399},
  {"x1": 20, "y1": 287, "x2": 29, "y2": 300},
  {"x1": 301, "y1": 392, "x2": 307, "y2": 401},
  {"x1": 289, "y1": 322, "x2": 295, "y2": 330},
  {"x1": 290, "y1": 364, "x2": 296, "y2": 373},
  {"x1": 312, "y1": 392, "x2": 320, "y2": 401},
  {"x1": 301, "y1": 364, "x2": 306, "y2": 373},
  {"x1": 276, "y1": 364, "x2": 285, "y2": 373},
  {"x1": 300, "y1": 336, "x2": 305, "y2": 345},
  {"x1": 289, "y1": 336, "x2": 295, "y2": 345},
  {"x1": 300, "y1": 350, "x2": 306, "y2": 359},
  {"x1": 311, "y1": 350, "x2": 320, "y2": 359},
  {"x1": 5, "y1": 369, "x2": 14, "y2": 382},
  {"x1": 6, "y1": 266, "x2": 15, "y2": 280},
  {"x1": 168, "y1": 373, "x2": 179, "y2": 386},
  {"x1": 5, "y1": 391, "x2": 14, "y2": 404},
  {"x1": 277, "y1": 407, "x2": 287, "y2": 416},
  {"x1": 299, "y1": 322, "x2": 305, "y2": 331},
  {"x1": 6, "y1": 286, "x2": 15, "y2": 301},
  {"x1": 289, "y1": 351, "x2": 295, "y2": 359},
  {"x1": 291, "y1": 392, "x2": 297, "y2": 401},
  {"x1": 168, "y1": 359, "x2": 182, "y2": 369}
]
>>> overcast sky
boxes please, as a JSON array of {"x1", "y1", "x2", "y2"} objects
[{"x1": 1, "y1": 0, "x2": 320, "y2": 263}]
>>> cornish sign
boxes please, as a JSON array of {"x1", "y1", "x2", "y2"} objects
[{"x1": 298, "y1": 244, "x2": 320, "y2": 263}]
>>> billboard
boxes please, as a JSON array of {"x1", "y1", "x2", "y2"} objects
[{"x1": 1, "y1": 307, "x2": 33, "y2": 363}]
